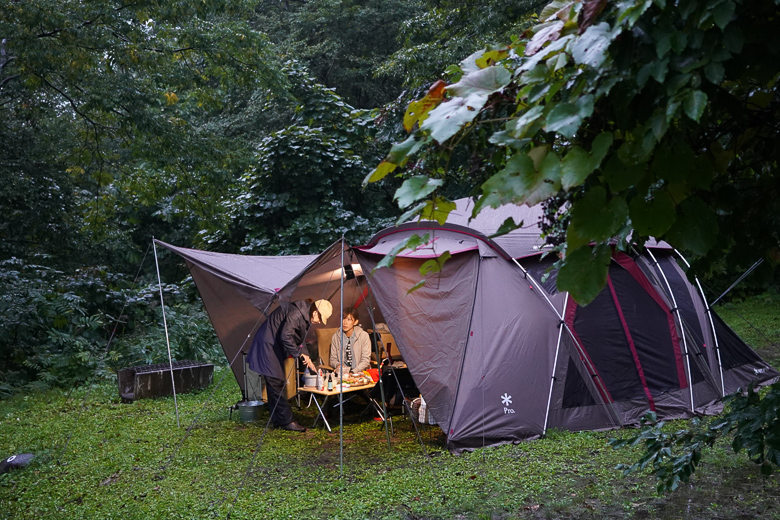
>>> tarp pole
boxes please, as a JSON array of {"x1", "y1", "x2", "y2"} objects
[
  {"x1": 153, "y1": 238, "x2": 181, "y2": 428},
  {"x1": 646, "y1": 249, "x2": 695, "y2": 412},
  {"x1": 543, "y1": 293, "x2": 568, "y2": 436},
  {"x1": 711, "y1": 259, "x2": 764, "y2": 307},
  {"x1": 675, "y1": 250, "x2": 726, "y2": 397},
  {"x1": 510, "y1": 257, "x2": 622, "y2": 428},
  {"x1": 339, "y1": 236, "x2": 345, "y2": 477}
]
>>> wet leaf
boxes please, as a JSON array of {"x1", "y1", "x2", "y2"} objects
[
  {"x1": 404, "y1": 80, "x2": 447, "y2": 132},
  {"x1": 572, "y1": 23, "x2": 617, "y2": 68},
  {"x1": 421, "y1": 93, "x2": 490, "y2": 144},
  {"x1": 561, "y1": 132, "x2": 613, "y2": 190},
  {"x1": 557, "y1": 244, "x2": 612, "y2": 305},
  {"x1": 683, "y1": 90, "x2": 707, "y2": 122},
  {"x1": 629, "y1": 190, "x2": 677, "y2": 236},
  {"x1": 363, "y1": 161, "x2": 397, "y2": 186},
  {"x1": 446, "y1": 66, "x2": 512, "y2": 98},
  {"x1": 665, "y1": 197, "x2": 718, "y2": 256},
  {"x1": 394, "y1": 176, "x2": 444, "y2": 209}
]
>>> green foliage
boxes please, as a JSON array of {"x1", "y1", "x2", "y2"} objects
[
  {"x1": 379, "y1": 0, "x2": 544, "y2": 88},
  {"x1": 369, "y1": 0, "x2": 780, "y2": 304},
  {"x1": 210, "y1": 65, "x2": 400, "y2": 255},
  {"x1": 0, "y1": 258, "x2": 220, "y2": 396},
  {"x1": 252, "y1": 0, "x2": 420, "y2": 109},
  {"x1": 611, "y1": 381, "x2": 780, "y2": 493},
  {"x1": 1, "y1": 0, "x2": 288, "y2": 264}
]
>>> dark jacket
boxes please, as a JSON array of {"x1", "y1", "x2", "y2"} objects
[{"x1": 247, "y1": 300, "x2": 311, "y2": 380}]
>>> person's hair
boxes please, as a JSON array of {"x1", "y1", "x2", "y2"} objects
[
  {"x1": 342, "y1": 306, "x2": 359, "y2": 322},
  {"x1": 309, "y1": 301, "x2": 318, "y2": 318}
]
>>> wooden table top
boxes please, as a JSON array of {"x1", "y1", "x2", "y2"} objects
[{"x1": 298, "y1": 381, "x2": 376, "y2": 396}]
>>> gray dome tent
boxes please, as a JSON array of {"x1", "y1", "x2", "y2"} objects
[{"x1": 158, "y1": 198, "x2": 777, "y2": 453}]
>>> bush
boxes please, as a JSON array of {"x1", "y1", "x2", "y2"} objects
[{"x1": 0, "y1": 258, "x2": 220, "y2": 397}]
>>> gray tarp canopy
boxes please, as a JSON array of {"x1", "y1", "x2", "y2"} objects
[
  {"x1": 159, "y1": 199, "x2": 777, "y2": 453},
  {"x1": 155, "y1": 239, "x2": 371, "y2": 395}
]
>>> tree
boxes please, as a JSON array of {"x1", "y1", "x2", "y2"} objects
[
  {"x1": 252, "y1": 0, "x2": 422, "y2": 109},
  {"x1": 378, "y1": 0, "x2": 544, "y2": 89},
  {"x1": 1, "y1": 0, "x2": 287, "y2": 267},
  {"x1": 367, "y1": 0, "x2": 780, "y2": 304},
  {"x1": 211, "y1": 63, "x2": 401, "y2": 255}
]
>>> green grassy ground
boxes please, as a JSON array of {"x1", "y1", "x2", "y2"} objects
[{"x1": 1, "y1": 295, "x2": 779, "y2": 520}]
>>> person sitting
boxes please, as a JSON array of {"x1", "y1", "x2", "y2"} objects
[{"x1": 329, "y1": 306, "x2": 371, "y2": 377}]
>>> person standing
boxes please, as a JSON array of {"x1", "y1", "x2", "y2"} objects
[{"x1": 248, "y1": 299, "x2": 332, "y2": 431}]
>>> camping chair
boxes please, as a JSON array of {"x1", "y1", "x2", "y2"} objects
[{"x1": 314, "y1": 327, "x2": 339, "y2": 370}]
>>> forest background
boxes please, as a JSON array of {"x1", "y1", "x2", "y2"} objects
[
  {"x1": 2, "y1": 0, "x2": 779, "y2": 407},
  {"x1": 1, "y1": 0, "x2": 548, "y2": 394}
]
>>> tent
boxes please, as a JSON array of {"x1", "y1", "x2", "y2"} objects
[{"x1": 157, "y1": 198, "x2": 777, "y2": 453}]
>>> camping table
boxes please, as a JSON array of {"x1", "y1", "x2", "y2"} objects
[{"x1": 298, "y1": 382, "x2": 384, "y2": 432}]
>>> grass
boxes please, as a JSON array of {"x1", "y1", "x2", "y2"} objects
[{"x1": 1, "y1": 294, "x2": 779, "y2": 519}]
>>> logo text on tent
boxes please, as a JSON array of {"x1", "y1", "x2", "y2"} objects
[{"x1": 501, "y1": 393, "x2": 515, "y2": 414}]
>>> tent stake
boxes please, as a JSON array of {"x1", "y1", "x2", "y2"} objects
[{"x1": 153, "y1": 238, "x2": 181, "y2": 428}]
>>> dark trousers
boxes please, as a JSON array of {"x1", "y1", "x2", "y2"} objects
[{"x1": 265, "y1": 375, "x2": 294, "y2": 426}]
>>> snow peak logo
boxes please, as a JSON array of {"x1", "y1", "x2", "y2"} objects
[{"x1": 501, "y1": 393, "x2": 515, "y2": 414}]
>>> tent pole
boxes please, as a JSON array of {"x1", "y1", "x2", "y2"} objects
[
  {"x1": 645, "y1": 249, "x2": 695, "y2": 412},
  {"x1": 674, "y1": 250, "x2": 726, "y2": 397},
  {"x1": 543, "y1": 293, "x2": 568, "y2": 436},
  {"x1": 509, "y1": 257, "x2": 622, "y2": 427},
  {"x1": 153, "y1": 238, "x2": 181, "y2": 428}
]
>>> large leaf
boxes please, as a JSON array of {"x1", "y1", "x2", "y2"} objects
[
  {"x1": 545, "y1": 95, "x2": 594, "y2": 139},
  {"x1": 540, "y1": 0, "x2": 577, "y2": 22},
  {"x1": 477, "y1": 152, "x2": 562, "y2": 213},
  {"x1": 374, "y1": 233, "x2": 430, "y2": 271},
  {"x1": 386, "y1": 135, "x2": 430, "y2": 165},
  {"x1": 567, "y1": 187, "x2": 629, "y2": 249},
  {"x1": 561, "y1": 132, "x2": 613, "y2": 190},
  {"x1": 572, "y1": 22, "x2": 617, "y2": 68},
  {"x1": 526, "y1": 21, "x2": 565, "y2": 56},
  {"x1": 421, "y1": 93, "x2": 490, "y2": 144},
  {"x1": 419, "y1": 197, "x2": 457, "y2": 225},
  {"x1": 665, "y1": 197, "x2": 718, "y2": 256},
  {"x1": 446, "y1": 66, "x2": 512, "y2": 98},
  {"x1": 363, "y1": 161, "x2": 396, "y2": 186},
  {"x1": 629, "y1": 190, "x2": 677, "y2": 236},
  {"x1": 506, "y1": 105, "x2": 546, "y2": 139},
  {"x1": 403, "y1": 80, "x2": 447, "y2": 132},
  {"x1": 683, "y1": 90, "x2": 707, "y2": 122},
  {"x1": 394, "y1": 176, "x2": 444, "y2": 208},
  {"x1": 557, "y1": 244, "x2": 612, "y2": 305}
]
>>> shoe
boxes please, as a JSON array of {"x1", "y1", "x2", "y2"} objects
[{"x1": 279, "y1": 421, "x2": 306, "y2": 432}]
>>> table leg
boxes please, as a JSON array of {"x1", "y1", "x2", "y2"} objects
[{"x1": 310, "y1": 394, "x2": 331, "y2": 432}]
